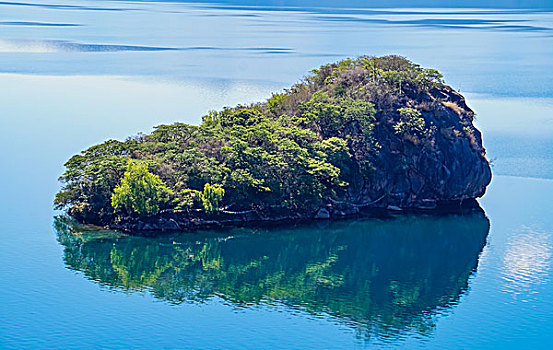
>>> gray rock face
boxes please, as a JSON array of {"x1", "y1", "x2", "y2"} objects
[
  {"x1": 350, "y1": 85, "x2": 492, "y2": 211},
  {"x1": 314, "y1": 208, "x2": 331, "y2": 219}
]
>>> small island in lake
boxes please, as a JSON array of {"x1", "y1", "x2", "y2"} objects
[{"x1": 55, "y1": 55, "x2": 491, "y2": 232}]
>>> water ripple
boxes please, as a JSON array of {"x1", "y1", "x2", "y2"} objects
[
  {"x1": 0, "y1": 1, "x2": 127, "y2": 11},
  {"x1": 0, "y1": 21, "x2": 82, "y2": 27},
  {"x1": 502, "y1": 226, "x2": 552, "y2": 297},
  {"x1": 315, "y1": 15, "x2": 553, "y2": 33},
  {"x1": 0, "y1": 39, "x2": 294, "y2": 54}
]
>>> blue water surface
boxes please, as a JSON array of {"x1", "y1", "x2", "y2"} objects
[{"x1": 1, "y1": 1, "x2": 553, "y2": 348}]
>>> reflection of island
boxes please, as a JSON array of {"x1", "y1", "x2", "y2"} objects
[{"x1": 56, "y1": 212, "x2": 489, "y2": 339}]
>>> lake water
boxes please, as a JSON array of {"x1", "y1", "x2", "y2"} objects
[{"x1": 1, "y1": 0, "x2": 553, "y2": 348}]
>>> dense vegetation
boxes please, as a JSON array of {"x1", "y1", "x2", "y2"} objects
[{"x1": 55, "y1": 55, "x2": 484, "y2": 226}]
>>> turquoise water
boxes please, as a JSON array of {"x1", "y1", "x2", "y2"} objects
[{"x1": 1, "y1": 1, "x2": 553, "y2": 348}]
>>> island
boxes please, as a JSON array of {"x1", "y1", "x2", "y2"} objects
[{"x1": 55, "y1": 55, "x2": 492, "y2": 232}]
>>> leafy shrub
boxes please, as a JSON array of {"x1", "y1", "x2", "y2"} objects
[
  {"x1": 200, "y1": 183, "x2": 225, "y2": 213},
  {"x1": 111, "y1": 162, "x2": 172, "y2": 215},
  {"x1": 394, "y1": 107, "x2": 426, "y2": 135}
]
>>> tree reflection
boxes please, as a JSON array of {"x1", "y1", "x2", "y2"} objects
[{"x1": 55, "y1": 212, "x2": 489, "y2": 339}]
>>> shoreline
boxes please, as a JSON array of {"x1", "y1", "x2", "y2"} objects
[{"x1": 94, "y1": 199, "x2": 486, "y2": 234}]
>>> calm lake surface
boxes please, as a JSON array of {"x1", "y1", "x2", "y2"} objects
[{"x1": 1, "y1": 0, "x2": 553, "y2": 348}]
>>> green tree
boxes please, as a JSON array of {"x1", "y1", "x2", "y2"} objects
[
  {"x1": 200, "y1": 183, "x2": 225, "y2": 213},
  {"x1": 111, "y1": 162, "x2": 172, "y2": 215}
]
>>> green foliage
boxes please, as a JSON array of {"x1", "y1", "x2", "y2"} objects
[
  {"x1": 56, "y1": 55, "x2": 450, "y2": 222},
  {"x1": 151, "y1": 122, "x2": 198, "y2": 143},
  {"x1": 463, "y1": 126, "x2": 474, "y2": 136},
  {"x1": 173, "y1": 188, "x2": 202, "y2": 211},
  {"x1": 200, "y1": 183, "x2": 225, "y2": 213},
  {"x1": 54, "y1": 140, "x2": 135, "y2": 223},
  {"x1": 394, "y1": 107, "x2": 426, "y2": 135},
  {"x1": 111, "y1": 162, "x2": 172, "y2": 215},
  {"x1": 267, "y1": 93, "x2": 288, "y2": 115}
]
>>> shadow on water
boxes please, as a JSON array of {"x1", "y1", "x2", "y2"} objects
[{"x1": 55, "y1": 210, "x2": 489, "y2": 341}]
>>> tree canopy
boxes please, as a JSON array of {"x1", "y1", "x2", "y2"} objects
[{"x1": 55, "y1": 55, "x2": 474, "y2": 225}]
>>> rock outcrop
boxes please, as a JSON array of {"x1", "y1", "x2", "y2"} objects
[
  {"x1": 356, "y1": 86, "x2": 491, "y2": 211},
  {"x1": 56, "y1": 56, "x2": 491, "y2": 233}
]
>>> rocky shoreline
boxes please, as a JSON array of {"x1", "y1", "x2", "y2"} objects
[{"x1": 108, "y1": 199, "x2": 484, "y2": 233}]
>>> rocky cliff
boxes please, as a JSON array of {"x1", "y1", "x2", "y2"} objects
[{"x1": 357, "y1": 85, "x2": 491, "y2": 211}]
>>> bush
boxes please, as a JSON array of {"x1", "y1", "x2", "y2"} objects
[
  {"x1": 111, "y1": 162, "x2": 172, "y2": 215},
  {"x1": 200, "y1": 183, "x2": 225, "y2": 213},
  {"x1": 394, "y1": 107, "x2": 426, "y2": 136}
]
